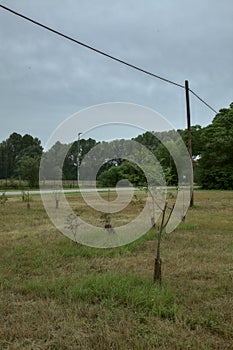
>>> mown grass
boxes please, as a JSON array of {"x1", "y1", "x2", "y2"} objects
[
  {"x1": 0, "y1": 190, "x2": 233, "y2": 349},
  {"x1": 15, "y1": 273, "x2": 176, "y2": 321}
]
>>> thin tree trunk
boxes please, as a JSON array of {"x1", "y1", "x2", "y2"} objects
[{"x1": 153, "y1": 202, "x2": 167, "y2": 284}]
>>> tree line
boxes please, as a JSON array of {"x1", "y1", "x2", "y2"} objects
[{"x1": 0, "y1": 103, "x2": 232, "y2": 189}]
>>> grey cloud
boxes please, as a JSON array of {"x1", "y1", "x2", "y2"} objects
[{"x1": 0, "y1": 0, "x2": 232, "y2": 145}]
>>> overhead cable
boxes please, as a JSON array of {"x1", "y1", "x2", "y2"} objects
[
  {"x1": 0, "y1": 4, "x2": 184, "y2": 89},
  {"x1": 189, "y1": 89, "x2": 218, "y2": 114},
  {"x1": 0, "y1": 4, "x2": 219, "y2": 114}
]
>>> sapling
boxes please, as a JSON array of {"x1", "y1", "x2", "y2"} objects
[
  {"x1": 100, "y1": 213, "x2": 115, "y2": 234},
  {"x1": 54, "y1": 190, "x2": 61, "y2": 209},
  {"x1": 65, "y1": 212, "x2": 82, "y2": 243},
  {"x1": 147, "y1": 187, "x2": 176, "y2": 284},
  {"x1": 153, "y1": 200, "x2": 175, "y2": 284},
  {"x1": 0, "y1": 192, "x2": 7, "y2": 205},
  {"x1": 21, "y1": 190, "x2": 31, "y2": 208}
]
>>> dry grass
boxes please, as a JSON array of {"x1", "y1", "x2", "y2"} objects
[{"x1": 0, "y1": 190, "x2": 232, "y2": 349}]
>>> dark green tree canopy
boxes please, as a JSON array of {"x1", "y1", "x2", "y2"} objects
[
  {"x1": 178, "y1": 125, "x2": 203, "y2": 157},
  {"x1": 16, "y1": 156, "x2": 40, "y2": 188},
  {"x1": 197, "y1": 103, "x2": 233, "y2": 189},
  {"x1": 0, "y1": 132, "x2": 43, "y2": 180}
]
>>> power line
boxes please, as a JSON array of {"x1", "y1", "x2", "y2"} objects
[
  {"x1": 189, "y1": 89, "x2": 218, "y2": 114},
  {"x1": 0, "y1": 4, "x2": 218, "y2": 115},
  {"x1": 0, "y1": 4, "x2": 184, "y2": 89}
]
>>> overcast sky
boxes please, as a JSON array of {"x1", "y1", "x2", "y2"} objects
[{"x1": 0, "y1": 0, "x2": 232, "y2": 146}]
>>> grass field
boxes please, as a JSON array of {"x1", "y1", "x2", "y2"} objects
[{"x1": 0, "y1": 190, "x2": 232, "y2": 349}]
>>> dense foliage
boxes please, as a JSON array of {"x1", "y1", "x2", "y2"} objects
[
  {"x1": 0, "y1": 103, "x2": 232, "y2": 189},
  {"x1": 0, "y1": 133, "x2": 43, "y2": 187},
  {"x1": 196, "y1": 103, "x2": 233, "y2": 189}
]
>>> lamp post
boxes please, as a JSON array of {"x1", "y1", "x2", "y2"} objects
[{"x1": 77, "y1": 132, "x2": 82, "y2": 188}]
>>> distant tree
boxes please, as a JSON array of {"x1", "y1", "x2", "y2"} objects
[
  {"x1": 134, "y1": 130, "x2": 188, "y2": 186},
  {"x1": 134, "y1": 131, "x2": 160, "y2": 151},
  {"x1": 40, "y1": 141, "x2": 68, "y2": 181},
  {"x1": 19, "y1": 134, "x2": 43, "y2": 158},
  {"x1": 197, "y1": 103, "x2": 233, "y2": 189},
  {"x1": 0, "y1": 132, "x2": 43, "y2": 181},
  {"x1": 16, "y1": 156, "x2": 40, "y2": 188},
  {"x1": 2, "y1": 133, "x2": 22, "y2": 178},
  {"x1": 0, "y1": 141, "x2": 8, "y2": 179},
  {"x1": 63, "y1": 138, "x2": 97, "y2": 180},
  {"x1": 178, "y1": 125, "x2": 203, "y2": 157},
  {"x1": 97, "y1": 164, "x2": 121, "y2": 187},
  {"x1": 154, "y1": 142, "x2": 178, "y2": 186},
  {"x1": 40, "y1": 138, "x2": 97, "y2": 181},
  {"x1": 97, "y1": 160, "x2": 146, "y2": 188},
  {"x1": 134, "y1": 130, "x2": 179, "y2": 151}
]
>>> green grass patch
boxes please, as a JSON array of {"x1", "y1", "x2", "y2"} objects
[
  {"x1": 19, "y1": 277, "x2": 68, "y2": 298},
  {"x1": 18, "y1": 273, "x2": 177, "y2": 321},
  {"x1": 175, "y1": 222, "x2": 196, "y2": 231},
  {"x1": 69, "y1": 273, "x2": 177, "y2": 320}
]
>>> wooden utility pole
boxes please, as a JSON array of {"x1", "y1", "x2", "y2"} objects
[
  {"x1": 185, "y1": 80, "x2": 194, "y2": 207},
  {"x1": 77, "y1": 132, "x2": 82, "y2": 188}
]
